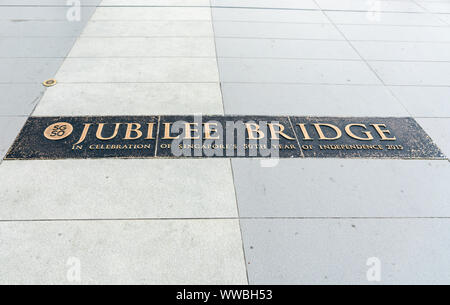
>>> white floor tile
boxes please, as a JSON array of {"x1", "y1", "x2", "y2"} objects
[
  {"x1": 101, "y1": 0, "x2": 210, "y2": 5},
  {"x1": 69, "y1": 37, "x2": 216, "y2": 57},
  {"x1": 0, "y1": 219, "x2": 247, "y2": 284},
  {"x1": 34, "y1": 83, "x2": 224, "y2": 115},
  {"x1": 82, "y1": 20, "x2": 214, "y2": 37},
  {"x1": 0, "y1": 159, "x2": 237, "y2": 219},
  {"x1": 212, "y1": 8, "x2": 330, "y2": 23},
  {"x1": 91, "y1": 7, "x2": 212, "y2": 21},
  {"x1": 55, "y1": 58, "x2": 220, "y2": 83}
]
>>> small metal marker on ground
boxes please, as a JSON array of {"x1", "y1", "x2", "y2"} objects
[{"x1": 42, "y1": 79, "x2": 57, "y2": 87}]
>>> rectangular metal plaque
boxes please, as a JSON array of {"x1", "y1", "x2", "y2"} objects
[{"x1": 5, "y1": 116, "x2": 446, "y2": 160}]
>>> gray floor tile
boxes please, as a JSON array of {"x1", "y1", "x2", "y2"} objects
[
  {"x1": 214, "y1": 22, "x2": 344, "y2": 40},
  {"x1": 212, "y1": 7, "x2": 330, "y2": 23},
  {"x1": 0, "y1": 6, "x2": 97, "y2": 21},
  {"x1": 369, "y1": 61, "x2": 450, "y2": 86},
  {"x1": 0, "y1": 116, "x2": 26, "y2": 160},
  {"x1": 216, "y1": 38, "x2": 359, "y2": 59},
  {"x1": 417, "y1": 1, "x2": 450, "y2": 13},
  {"x1": 0, "y1": 58, "x2": 63, "y2": 83},
  {"x1": 389, "y1": 86, "x2": 450, "y2": 117},
  {"x1": 0, "y1": 219, "x2": 247, "y2": 284},
  {"x1": 337, "y1": 24, "x2": 450, "y2": 42},
  {"x1": 0, "y1": 84, "x2": 45, "y2": 115},
  {"x1": 417, "y1": 118, "x2": 450, "y2": 158},
  {"x1": 241, "y1": 219, "x2": 450, "y2": 284},
  {"x1": 222, "y1": 83, "x2": 408, "y2": 116},
  {"x1": 352, "y1": 41, "x2": 450, "y2": 61},
  {"x1": 316, "y1": 0, "x2": 425, "y2": 13},
  {"x1": 218, "y1": 58, "x2": 381, "y2": 84},
  {"x1": 0, "y1": 21, "x2": 89, "y2": 37},
  {"x1": 0, "y1": 37, "x2": 77, "y2": 58},
  {"x1": 232, "y1": 159, "x2": 450, "y2": 217},
  {"x1": 326, "y1": 11, "x2": 446, "y2": 26}
]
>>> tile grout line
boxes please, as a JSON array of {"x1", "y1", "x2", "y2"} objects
[
  {"x1": 209, "y1": 0, "x2": 250, "y2": 285},
  {"x1": 2, "y1": 216, "x2": 450, "y2": 223}
]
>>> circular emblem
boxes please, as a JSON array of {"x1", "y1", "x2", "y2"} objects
[
  {"x1": 44, "y1": 122, "x2": 73, "y2": 140},
  {"x1": 43, "y1": 79, "x2": 57, "y2": 87}
]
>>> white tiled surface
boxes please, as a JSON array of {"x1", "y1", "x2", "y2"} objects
[
  {"x1": 34, "y1": 83, "x2": 224, "y2": 115},
  {"x1": 91, "y1": 7, "x2": 212, "y2": 21},
  {"x1": 0, "y1": 159, "x2": 238, "y2": 220},
  {"x1": 82, "y1": 21, "x2": 214, "y2": 37},
  {"x1": 0, "y1": 219, "x2": 247, "y2": 285},
  {"x1": 2, "y1": 0, "x2": 450, "y2": 285}
]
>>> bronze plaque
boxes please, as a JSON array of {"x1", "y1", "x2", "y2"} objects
[{"x1": 5, "y1": 116, "x2": 446, "y2": 160}]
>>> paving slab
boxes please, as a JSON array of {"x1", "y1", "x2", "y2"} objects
[
  {"x1": 0, "y1": 84, "x2": 45, "y2": 116},
  {"x1": 241, "y1": 219, "x2": 450, "y2": 284},
  {"x1": 0, "y1": 20, "x2": 89, "y2": 37},
  {"x1": 68, "y1": 37, "x2": 216, "y2": 57},
  {"x1": 326, "y1": 11, "x2": 446, "y2": 26},
  {"x1": 0, "y1": 58, "x2": 63, "y2": 83},
  {"x1": 417, "y1": 1, "x2": 450, "y2": 13},
  {"x1": 0, "y1": 219, "x2": 247, "y2": 284},
  {"x1": 101, "y1": 0, "x2": 210, "y2": 5},
  {"x1": 212, "y1": 7, "x2": 329, "y2": 23},
  {"x1": 211, "y1": 0, "x2": 319, "y2": 10},
  {"x1": 389, "y1": 86, "x2": 450, "y2": 117},
  {"x1": 34, "y1": 83, "x2": 223, "y2": 116},
  {"x1": 0, "y1": 116, "x2": 27, "y2": 160},
  {"x1": 54, "y1": 58, "x2": 220, "y2": 83},
  {"x1": 0, "y1": 6, "x2": 97, "y2": 21},
  {"x1": 417, "y1": 118, "x2": 450, "y2": 158},
  {"x1": 0, "y1": 159, "x2": 237, "y2": 220},
  {"x1": 316, "y1": 0, "x2": 425, "y2": 13},
  {"x1": 337, "y1": 24, "x2": 450, "y2": 42},
  {"x1": 81, "y1": 20, "x2": 214, "y2": 37},
  {"x1": 0, "y1": 0, "x2": 99, "y2": 4},
  {"x1": 218, "y1": 58, "x2": 381, "y2": 85},
  {"x1": 0, "y1": 37, "x2": 77, "y2": 58},
  {"x1": 232, "y1": 159, "x2": 450, "y2": 217},
  {"x1": 91, "y1": 7, "x2": 212, "y2": 21},
  {"x1": 369, "y1": 61, "x2": 450, "y2": 86},
  {"x1": 352, "y1": 41, "x2": 450, "y2": 61},
  {"x1": 221, "y1": 83, "x2": 408, "y2": 116},
  {"x1": 214, "y1": 22, "x2": 344, "y2": 40},
  {"x1": 215, "y1": 38, "x2": 359, "y2": 60}
]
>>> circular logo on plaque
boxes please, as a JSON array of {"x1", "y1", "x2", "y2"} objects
[{"x1": 44, "y1": 122, "x2": 73, "y2": 140}]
